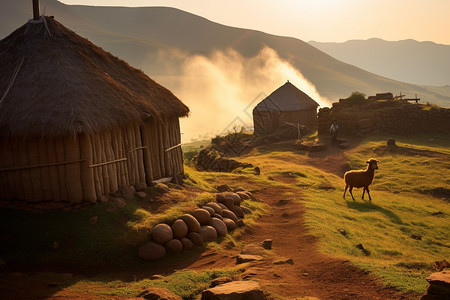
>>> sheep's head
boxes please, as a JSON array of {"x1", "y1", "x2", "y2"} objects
[{"x1": 366, "y1": 158, "x2": 379, "y2": 170}]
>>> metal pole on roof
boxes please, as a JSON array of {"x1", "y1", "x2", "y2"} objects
[{"x1": 33, "y1": 0, "x2": 40, "y2": 20}]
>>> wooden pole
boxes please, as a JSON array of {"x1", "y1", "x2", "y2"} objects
[
  {"x1": 32, "y1": 0, "x2": 40, "y2": 20},
  {"x1": 80, "y1": 134, "x2": 97, "y2": 203},
  {"x1": 64, "y1": 135, "x2": 83, "y2": 203}
]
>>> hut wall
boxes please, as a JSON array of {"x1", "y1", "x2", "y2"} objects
[{"x1": 253, "y1": 109, "x2": 317, "y2": 135}]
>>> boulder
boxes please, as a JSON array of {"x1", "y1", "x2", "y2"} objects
[
  {"x1": 261, "y1": 239, "x2": 272, "y2": 250},
  {"x1": 236, "y1": 254, "x2": 263, "y2": 264},
  {"x1": 224, "y1": 192, "x2": 242, "y2": 206},
  {"x1": 137, "y1": 287, "x2": 182, "y2": 300},
  {"x1": 192, "y1": 208, "x2": 211, "y2": 225},
  {"x1": 217, "y1": 203, "x2": 228, "y2": 211},
  {"x1": 200, "y1": 226, "x2": 218, "y2": 242},
  {"x1": 138, "y1": 242, "x2": 166, "y2": 261},
  {"x1": 154, "y1": 183, "x2": 170, "y2": 193},
  {"x1": 222, "y1": 209, "x2": 238, "y2": 223},
  {"x1": 136, "y1": 191, "x2": 147, "y2": 199},
  {"x1": 210, "y1": 277, "x2": 233, "y2": 288},
  {"x1": 424, "y1": 271, "x2": 450, "y2": 299},
  {"x1": 236, "y1": 191, "x2": 250, "y2": 201},
  {"x1": 387, "y1": 138, "x2": 396, "y2": 147},
  {"x1": 202, "y1": 206, "x2": 216, "y2": 217},
  {"x1": 241, "y1": 206, "x2": 252, "y2": 215},
  {"x1": 201, "y1": 281, "x2": 265, "y2": 300},
  {"x1": 241, "y1": 244, "x2": 265, "y2": 256},
  {"x1": 222, "y1": 218, "x2": 236, "y2": 231},
  {"x1": 171, "y1": 219, "x2": 188, "y2": 239},
  {"x1": 180, "y1": 214, "x2": 201, "y2": 233},
  {"x1": 180, "y1": 238, "x2": 195, "y2": 251},
  {"x1": 209, "y1": 218, "x2": 228, "y2": 236},
  {"x1": 217, "y1": 196, "x2": 234, "y2": 211},
  {"x1": 233, "y1": 187, "x2": 246, "y2": 193},
  {"x1": 217, "y1": 184, "x2": 232, "y2": 193},
  {"x1": 204, "y1": 202, "x2": 223, "y2": 215},
  {"x1": 232, "y1": 206, "x2": 244, "y2": 219},
  {"x1": 120, "y1": 185, "x2": 136, "y2": 200},
  {"x1": 187, "y1": 232, "x2": 204, "y2": 246},
  {"x1": 165, "y1": 239, "x2": 183, "y2": 253},
  {"x1": 151, "y1": 224, "x2": 173, "y2": 245},
  {"x1": 213, "y1": 214, "x2": 223, "y2": 220},
  {"x1": 113, "y1": 197, "x2": 127, "y2": 208}
]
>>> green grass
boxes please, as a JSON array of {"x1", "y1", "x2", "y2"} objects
[{"x1": 237, "y1": 134, "x2": 450, "y2": 294}]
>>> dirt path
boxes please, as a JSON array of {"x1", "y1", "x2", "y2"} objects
[{"x1": 188, "y1": 185, "x2": 419, "y2": 299}]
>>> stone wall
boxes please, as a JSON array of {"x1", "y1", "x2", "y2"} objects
[{"x1": 318, "y1": 99, "x2": 450, "y2": 136}]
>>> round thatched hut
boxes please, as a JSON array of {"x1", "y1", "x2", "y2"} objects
[
  {"x1": 253, "y1": 81, "x2": 319, "y2": 135},
  {"x1": 0, "y1": 16, "x2": 189, "y2": 204}
]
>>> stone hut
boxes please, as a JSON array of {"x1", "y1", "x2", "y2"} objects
[
  {"x1": 0, "y1": 16, "x2": 189, "y2": 204},
  {"x1": 253, "y1": 81, "x2": 319, "y2": 136}
]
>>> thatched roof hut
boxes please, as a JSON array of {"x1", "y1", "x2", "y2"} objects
[
  {"x1": 0, "y1": 16, "x2": 189, "y2": 205},
  {"x1": 253, "y1": 81, "x2": 319, "y2": 135}
]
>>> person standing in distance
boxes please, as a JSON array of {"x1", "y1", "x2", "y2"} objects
[{"x1": 330, "y1": 119, "x2": 338, "y2": 145}]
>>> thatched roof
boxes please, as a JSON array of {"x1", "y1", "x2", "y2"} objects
[
  {"x1": 253, "y1": 81, "x2": 319, "y2": 112},
  {"x1": 0, "y1": 17, "x2": 189, "y2": 138}
]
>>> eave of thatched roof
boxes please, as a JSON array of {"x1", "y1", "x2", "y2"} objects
[
  {"x1": 0, "y1": 17, "x2": 189, "y2": 138},
  {"x1": 253, "y1": 81, "x2": 319, "y2": 112}
]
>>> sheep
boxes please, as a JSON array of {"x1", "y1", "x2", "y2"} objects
[{"x1": 343, "y1": 158, "x2": 379, "y2": 201}]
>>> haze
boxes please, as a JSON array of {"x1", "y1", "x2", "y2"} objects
[{"x1": 60, "y1": 0, "x2": 450, "y2": 45}]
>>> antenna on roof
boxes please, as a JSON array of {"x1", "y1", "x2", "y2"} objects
[{"x1": 32, "y1": 0, "x2": 40, "y2": 20}]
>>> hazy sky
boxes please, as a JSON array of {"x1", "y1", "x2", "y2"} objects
[{"x1": 59, "y1": 0, "x2": 450, "y2": 45}]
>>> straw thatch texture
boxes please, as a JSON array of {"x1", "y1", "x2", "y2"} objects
[
  {"x1": 0, "y1": 17, "x2": 188, "y2": 205},
  {"x1": 253, "y1": 81, "x2": 319, "y2": 135}
]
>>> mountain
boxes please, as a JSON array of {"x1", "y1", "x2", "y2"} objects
[
  {"x1": 309, "y1": 38, "x2": 450, "y2": 87},
  {"x1": 1, "y1": 0, "x2": 449, "y2": 108}
]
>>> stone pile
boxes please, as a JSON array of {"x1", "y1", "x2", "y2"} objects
[
  {"x1": 422, "y1": 270, "x2": 450, "y2": 299},
  {"x1": 194, "y1": 148, "x2": 254, "y2": 172},
  {"x1": 138, "y1": 186, "x2": 255, "y2": 261}
]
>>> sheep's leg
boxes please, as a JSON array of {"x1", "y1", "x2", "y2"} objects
[
  {"x1": 366, "y1": 187, "x2": 372, "y2": 202},
  {"x1": 343, "y1": 184, "x2": 348, "y2": 199},
  {"x1": 349, "y1": 186, "x2": 355, "y2": 201},
  {"x1": 362, "y1": 187, "x2": 366, "y2": 200}
]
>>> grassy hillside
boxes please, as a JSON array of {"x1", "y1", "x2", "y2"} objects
[{"x1": 2, "y1": 0, "x2": 449, "y2": 106}]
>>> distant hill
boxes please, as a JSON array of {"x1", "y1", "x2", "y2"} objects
[
  {"x1": 309, "y1": 39, "x2": 450, "y2": 87},
  {"x1": 1, "y1": 0, "x2": 449, "y2": 107}
]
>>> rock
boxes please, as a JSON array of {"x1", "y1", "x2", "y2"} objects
[
  {"x1": 232, "y1": 206, "x2": 244, "y2": 219},
  {"x1": 136, "y1": 191, "x2": 147, "y2": 199},
  {"x1": 192, "y1": 208, "x2": 212, "y2": 225},
  {"x1": 204, "y1": 202, "x2": 223, "y2": 215},
  {"x1": 217, "y1": 195, "x2": 234, "y2": 210},
  {"x1": 424, "y1": 271, "x2": 450, "y2": 299},
  {"x1": 236, "y1": 219, "x2": 245, "y2": 227},
  {"x1": 241, "y1": 206, "x2": 252, "y2": 214},
  {"x1": 224, "y1": 192, "x2": 242, "y2": 206},
  {"x1": 261, "y1": 239, "x2": 272, "y2": 250},
  {"x1": 213, "y1": 213, "x2": 223, "y2": 220},
  {"x1": 411, "y1": 234, "x2": 422, "y2": 240},
  {"x1": 187, "y1": 232, "x2": 204, "y2": 246},
  {"x1": 180, "y1": 214, "x2": 201, "y2": 233},
  {"x1": 202, "y1": 206, "x2": 216, "y2": 217},
  {"x1": 113, "y1": 197, "x2": 127, "y2": 208},
  {"x1": 242, "y1": 244, "x2": 265, "y2": 256},
  {"x1": 120, "y1": 185, "x2": 136, "y2": 200},
  {"x1": 217, "y1": 184, "x2": 232, "y2": 193},
  {"x1": 222, "y1": 218, "x2": 236, "y2": 232},
  {"x1": 165, "y1": 239, "x2": 183, "y2": 253},
  {"x1": 200, "y1": 226, "x2": 218, "y2": 242},
  {"x1": 236, "y1": 191, "x2": 250, "y2": 201},
  {"x1": 98, "y1": 195, "x2": 108, "y2": 203},
  {"x1": 135, "y1": 182, "x2": 147, "y2": 192},
  {"x1": 171, "y1": 219, "x2": 188, "y2": 239},
  {"x1": 138, "y1": 242, "x2": 166, "y2": 260},
  {"x1": 180, "y1": 238, "x2": 195, "y2": 251},
  {"x1": 89, "y1": 216, "x2": 98, "y2": 226},
  {"x1": 217, "y1": 203, "x2": 228, "y2": 211},
  {"x1": 222, "y1": 209, "x2": 238, "y2": 223},
  {"x1": 337, "y1": 228, "x2": 347, "y2": 236},
  {"x1": 233, "y1": 187, "x2": 246, "y2": 193},
  {"x1": 254, "y1": 167, "x2": 260, "y2": 175},
  {"x1": 210, "y1": 277, "x2": 233, "y2": 288},
  {"x1": 356, "y1": 243, "x2": 370, "y2": 256},
  {"x1": 357, "y1": 118, "x2": 374, "y2": 129},
  {"x1": 387, "y1": 138, "x2": 396, "y2": 147},
  {"x1": 244, "y1": 191, "x2": 257, "y2": 201},
  {"x1": 273, "y1": 258, "x2": 294, "y2": 265},
  {"x1": 236, "y1": 254, "x2": 263, "y2": 264},
  {"x1": 151, "y1": 224, "x2": 173, "y2": 245},
  {"x1": 209, "y1": 218, "x2": 228, "y2": 236},
  {"x1": 137, "y1": 287, "x2": 182, "y2": 300},
  {"x1": 201, "y1": 281, "x2": 265, "y2": 300},
  {"x1": 154, "y1": 183, "x2": 170, "y2": 193}
]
